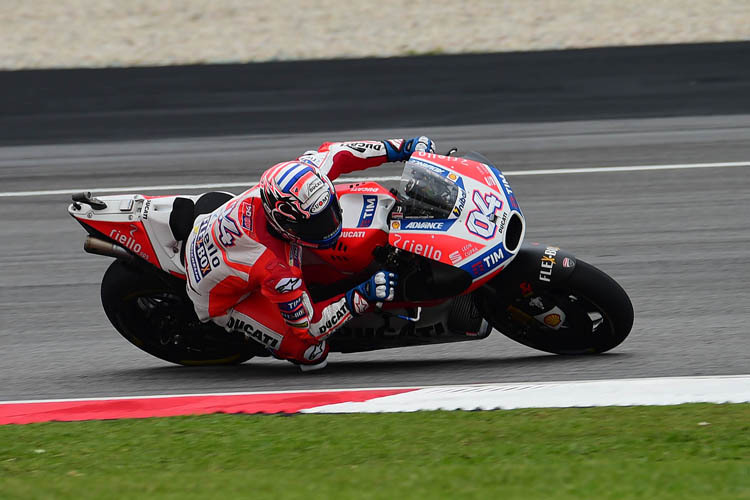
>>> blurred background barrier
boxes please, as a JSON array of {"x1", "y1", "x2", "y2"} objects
[
  {"x1": 1, "y1": 42, "x2": 750, "y2": 145},
  {"x1": 1, "y1": 0, "x2": 748, "y2": 70}
]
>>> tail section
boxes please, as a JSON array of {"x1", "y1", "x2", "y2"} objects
[{"x1": 69, "y1": 193, "x2": 192, "y2": 278}]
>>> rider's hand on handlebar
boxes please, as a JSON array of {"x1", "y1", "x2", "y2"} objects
[
  {"x1": 345, "y1": 271, "x2": 398, "y2": 315},
  {"x1": 408, "y1": 136, "x2": 435, "y2": 155},
  {"x1": 388, "y1": 136, "x2": 436, "y2": 162}
]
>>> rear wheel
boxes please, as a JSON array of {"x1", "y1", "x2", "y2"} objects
[
  {"x1": 101, "y1": 260, "x2": 258, "y2": 365},
  {"x1": 483, "y1": 260, "x2": 634, "y2": 354}
]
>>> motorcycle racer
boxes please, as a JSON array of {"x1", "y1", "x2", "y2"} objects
[{"x1": 184, "y1": 136, "x2": 435, "y2": 370}]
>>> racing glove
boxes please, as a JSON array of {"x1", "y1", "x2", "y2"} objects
[
  {"x1": 345, "y1": 271, "x2": 398, "y2": 316},
  {"x1": 385, "y1": 136, "x2": 436, "y2": 162}
]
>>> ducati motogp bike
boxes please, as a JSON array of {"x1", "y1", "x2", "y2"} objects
[{"x1": 68, "y1": 150, "x2": 634, "y2": 365}]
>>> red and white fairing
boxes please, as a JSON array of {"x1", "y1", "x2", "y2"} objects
[
  {"x1": 69, "y1": 194, "x2": 196, "y2": 279},
  {"x1": 388, "y1": 152, "x2": 525, "y2": 288},
  {"x1": 307, "y1": 152, "x2": 525, "y2": 293}
]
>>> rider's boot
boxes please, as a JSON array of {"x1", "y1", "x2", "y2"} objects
[
  {"x1": 298, "y1": 358, "x2": 328, "y2": 372},
  {"x1": 291, "y1": 340, "x2": 329, "y2": 372}
]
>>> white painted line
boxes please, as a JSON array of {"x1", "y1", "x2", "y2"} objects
[
  {"x1": 502, "y1": 161, "x2": 750, "y2": 176},
  {"x1": 0, "y1": 384, "x2": 418, "y2": 406},
  {"x1": 0, "y1": 178, "x2": 386, "y2": 198},
  {"x1": 1, "y1": 182, "x2": 262, "y2": 198},
  {"x1": 1, "y1": 160, "x2": 748, "y2": 198},
  {"x1": 301, "y1": 375, "x2": 750, "y2": 413}
]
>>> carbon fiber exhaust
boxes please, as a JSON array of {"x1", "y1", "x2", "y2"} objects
[{"x1": 84, "y1": 236, "x2": 134, "y2": 261}]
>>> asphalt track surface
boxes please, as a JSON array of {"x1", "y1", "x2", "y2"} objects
[{"x1": 1, "y1": 114, "x2": 749, "y2": 401}]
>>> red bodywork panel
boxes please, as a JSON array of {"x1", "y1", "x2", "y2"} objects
[
  {"x1": 303, "y1": 227, "x2": 387, "y2": 283},
  {"x1": 83, "y1": 219, "x2": 161, "y2": 267},
  {"x1": 303, "y1": 183, "x2": 394, "y2": 283}
]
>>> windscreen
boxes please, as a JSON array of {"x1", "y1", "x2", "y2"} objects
[{"x1": 397, "y1": 160, "x2": 461, "y2": 219}]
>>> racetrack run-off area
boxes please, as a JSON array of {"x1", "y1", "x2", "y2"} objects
[{"x1": 2, "y1": 376, "x2": 749, "y2": 425}]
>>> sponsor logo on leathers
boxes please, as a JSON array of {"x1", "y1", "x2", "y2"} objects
[
  {"x1": 303, "y1": 342, "x2": 327, "y2": 362},
  {"x1": 288, "y1": 244, "x2": 302, "y2": 267},
  {"x1": 240, "y1": 201, "x2": 253, "y2": 233},
  {"x1": 227, "y1": 317, "x2": 283, "y2": 349},
  {"x1": 275, "y1": 278, "x2": 302, "y2": 293},
  {"x1": 315, "y1": 301, "x2": 351, "y2": 336},
  {"x1": 189, "y1": 219, "x2": 220, "y2": 283},
  {"x1": 352, "y1": 291, "x2": 369, "y2": 315},
  {"x1": 278, "y1": 297, "x2": 303, "y2": 312},
  {"x1": 281, "y1": 306, "x2": 308, "y2": 322},
  {"x1": 346, "y1": 142, "x2": 383, "y2": 154},
  {"x1": 216, "y1": 209, "x2": 242, "y2": 247}
]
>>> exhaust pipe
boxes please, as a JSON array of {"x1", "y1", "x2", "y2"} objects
[{"x1": 84, "y1": 236, "x2": 134, "y2": 261}]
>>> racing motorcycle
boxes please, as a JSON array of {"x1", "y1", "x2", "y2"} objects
[{"x1": 68, "y1": 151, "x2": 634, "y2": 366}]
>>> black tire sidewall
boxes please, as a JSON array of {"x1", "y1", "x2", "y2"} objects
[
  {"x1": 561, "y1": 259, "x2": 634, "y2": 353},
  {"x1": 485, "y1": 259, "x2": 634, "y2": 354},
  {"x1": 100, "y1": 260, "x2": 253, "y2": 365}
]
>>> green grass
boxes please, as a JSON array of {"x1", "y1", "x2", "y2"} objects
[{"x1": 0, "y1": 404, "x2": 748, "y2": 499}]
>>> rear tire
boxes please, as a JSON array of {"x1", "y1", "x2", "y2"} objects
[
  {"x1": 484, "y1": 260, "x2": 634, "y2": 354},
  {"x1": 101, "y1": 260, "x2": 257, "y2": 365}
]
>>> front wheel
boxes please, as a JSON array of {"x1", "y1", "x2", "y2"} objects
[
  {"x1": 482, "y1": 260, "x2": 634, "y2": 354},
  {"x1": 101, "y1": 260, "x2": 259, "y2": 365}
]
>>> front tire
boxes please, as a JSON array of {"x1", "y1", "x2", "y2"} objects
[
  {"x1": 101, "y1": 260, "x2": 257, "y2": 365},
  {"x1": 483, "y1": 260, "x2": 634, "y2": 354}
]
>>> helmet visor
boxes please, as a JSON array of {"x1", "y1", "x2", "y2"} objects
[{"x1": 277, "y1": 197, "x2": 342, "y2": 246}]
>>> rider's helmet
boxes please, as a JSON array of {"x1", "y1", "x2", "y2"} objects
[{"x1": 258, "y1": 161, "x2": 343, "y2": 249}]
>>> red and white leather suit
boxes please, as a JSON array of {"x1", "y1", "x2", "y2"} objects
[{"x1": 184, "y1": 139, "x2": 406, "y2": 365}]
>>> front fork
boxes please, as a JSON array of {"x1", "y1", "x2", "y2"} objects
[{"x1": 478, "y1": 242, "x2": 578, "y2": 332}]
